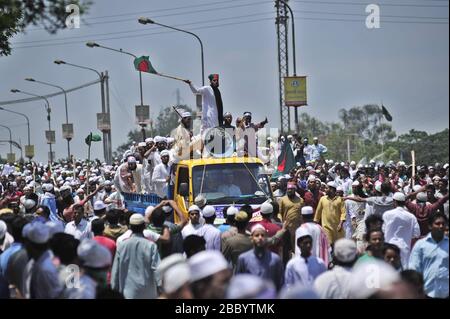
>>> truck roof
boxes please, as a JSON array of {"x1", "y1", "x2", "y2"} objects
[{"x1": 178, "y1": 156, "x2": 264, "y2": 167}]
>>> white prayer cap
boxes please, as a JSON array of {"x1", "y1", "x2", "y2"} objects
[
  {"x1": 301, "y1": 206, "x2": 314, "y2": 216},
  {"x1": 188, "y1": 205, "x2": 201, "y2": 213},
  {"x1": 443, "y1": 163, "x2": 449, "y2": 169},
  {"x1": 336, "y1": 185, "x2": 344, "y2": 192},
  {"x1": 295, "y1": 227, "x2": 311, "y2": 240},
  {"x1": 352, "y1": 180, "x2": 360, "y2": 187},
  {"x1": 163, "y1": 263, "x2": 191, "y2": 294},
  {"x1": 45, "y1": 221, "x2": 65, "y2": 238},
  {"x1": 397, "y1": 161, "x2": 406, "y2": 166},
  {"x1": 157, "y1": 253, "x2": 186, "y2": 278},
  {"x1": 393, "y1": 192, "x2": 406, "y2": 202},
  {"x1": 138, "y1": 142, "x2": 146, "y2": 147},
  {"x1": 76, "y1": 188, "x2": 85, "y2": 194},
  {"x1": 25, "y1": 176, "x2": 33, "y2": 183},
  {"x1": 94, "y1": 200, "x2": 107, "y2": 211},
  {"x1": 202, "y1": 205, "x2": 216, "y2": 218},
  {"x1": 412, "y1": 185, "x2": 422, "y2": 192},
  {"x1": 349, "y1": 260, "x2": 400, "y2": 299},
  {"x1": 416, "y1": 192, "x2": 428, "y2": 202},
  {"x1": 326, "y1": 181, "x2": 337, "y2": 189},
  {"x1": 313, "y1": 137, "x2": 319, "y2": 141},
  {"x1": 260, "y1": 202, "x2": 273, "y2": 215},
  {"x1": 194, "y1": 194, "x2": 207, "y2": 207},
  {"x1": 0, "y1": 220, "x2": 7, "y2": 239},
  {"x1": 226, "y1": 274, "x2": 276, "y2": 299},
  {"x1": 56, "y1": 176, "x2": 63, "y2": 182},
  {"x1": 250, "y1": 224, "x2": 266, "y2": 234},
  {"x1": 129, "y1": 213, "x2": 145, "y2": 225},
  {"x1": 306, "y1": 166, "x2": 313, "y2": 171},
  {"x1": 350, "y1": 161, "x2": 356, "y2": 165},
  {"x1": 307, "y1": 175, "x2": 316, "y2": 182},
  {"x1": 277, "y1": 176, "x2": 286, "y2": 181},
  {"x1": 287, "y1": 135, "x2": 293, "y2": 139},
  {"x1": 226, "y1": 206, "x2": 238, "y2": 216},
  {"x1": 104, "y1": 180, "x2": 112, "y2": 186},
  {"x1": 127, "y1": 156, "x2": 137, "y2": 163},
  {"x1": 181, "y1": 111, "x2": 191, "y2": 118},
  {"x1": 145, "y1": 137, "x2": 153, "y2": 143},
  {"x1": 24, "y1": 199, "x2": 36, "y2": 210},
  {"x1": 60, "y1": 185, "x2": 72, "y2": 192},
  {"x1": 23, "y1": 222, "x2": 50, "y2": 244},
  {"x1": 334, "y1": 238, "x2": 357, "y2": 263},
  {"x1": 160, "y1": 150, "x2": 170, "y2": 157},
  {"x1": 77, "y1": 239, "x2": 112, "y2": 269},
  {"x1": 162, "y1": 205, "x2": 172, "y2": 213},
  {"x1": 42, "y1": 183, "x2": 54, "y2": 192},
  {"x1": 432, "y1": 175, "x2": 441, "y2": 181},
  {"x1": 188, "y1": 250, "x2": 229, "y2": 282},
  {"x1": 154, "y1": 136, "x2": 164, "y2": 143}
]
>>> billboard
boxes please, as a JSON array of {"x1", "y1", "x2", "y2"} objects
[{"x1": 284, "y1": 76, "x2": 307, "y2": 107}]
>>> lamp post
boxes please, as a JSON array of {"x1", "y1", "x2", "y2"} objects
[
  {"x1": 10, "y1": 89, "x2": 54, "y2": 163},
  {"x1": 0, "y1": 107, "x2": 32, "y2": 160},
  {"x1": 138, "y1": 17, "x2": 205, "y2": 86},
  {"x1": 54, "y1": 59, "x2": 111, "y2": 164},
  {"x1": 277, "y1": 0, "x2": 299, "y2": 134},
  {"x1": 86, "y1": 41, "x2": 147, "y2": 140},
  {"x1": 0, "y1": 124, "x2": 13, "y2": 155},
  {"x1": 25, "y1": 77, "x2": 72, "y2": 159}
]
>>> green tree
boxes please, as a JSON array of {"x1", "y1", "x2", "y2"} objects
[{"x1": 0, "y1": 0, "x2": 91, "y2": 56}]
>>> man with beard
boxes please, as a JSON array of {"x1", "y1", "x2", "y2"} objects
[
  {"x1": 302, "y1": 175, "x2": 324, "y2": 214},
  {"x1": 314, "y1": 182, "x2": 346, "y2": 245},
  {"x1": 114, "y1": 156, "x2": 142, "y2": 194},
  {"x1": 279, "y1": 182, "x2": 304, "y2": 250},
  {"x1": 172, "y1": 112, "x2": 202, "y2": 162},
  {"x1": 184, "y1": 74, "x2": 223, "y2": 132},
  {"x1": 240, "y1": 111, "x2": 268, "y2": 157}
]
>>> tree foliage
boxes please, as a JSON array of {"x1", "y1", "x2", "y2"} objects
[{"x1": 0, "y1": 0, "x2": 91, "y2": 56}]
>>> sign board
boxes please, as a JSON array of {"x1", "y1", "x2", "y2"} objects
[
  {"x1": 25, "y1": 145, "x2": 35, "y2": 158},
  {"x1": 97, "y1": 113, "x2": 111, "y2": 131},
  {"x1": 45, "y1": 130, "x2": 55, "y2": 144},
  {"x1": 6, "y1": 153, "x2": 15, "y2": 163},
  {"x1": 135, "y1": 105, "x2": 150, "y2": 125},
  {"x1": 284, "y1": 76, "x2": 307, "y2": 107},
  {"x1": 62, "y1": 123, "x2": 74, "y2": 139}
]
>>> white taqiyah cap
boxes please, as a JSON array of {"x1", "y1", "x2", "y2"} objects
[
  {"x1": 334, "y1": 238, "x2": 357, "y2": 263},
  {"x1": 22, "y1": 222, "x2": 50, "y2": 244},
  {"x1": 301, "y1": 206, "x2": 314, "y2": 215},
  {"x1": 393, "y1": 192, "x2": 406, "y2": 202},
  {"x1": 352, "y1": 180, "x2": 360, "y2": 186},
  {"x1": 295, "y1": 227, "x2": 311, "y2": 241},
  {"x1": 327, "y1": 181, "x2": 337, "y2": 189},
  {"x1": 157, "y1": 253, "x2": 186, "y2": 279},
  {"x1": 77, "y1": 239, "x2": 112, "y2": 268},
  {"x1": 250, "y1": 224, "x2": 266, "y2": 234},
  {"x1": 226, "y1": 206, "x2": 239, "y2": 216},
  {"x1": 188, "y1": 250, "x2": 229, "y2": 282},
  {"x1": 188, "y1": 205, "x2": 201, "y2": 213},
  {"x1": 260, "y1": 202, "x2": 273, "y2": 215},
  {"x1": 202, "y1": 205, "x2": 216, "y2": 218},
  {"x1": 129, "y1": 213, "x2": 145, "y2": 225},
  {"x1": 416, "y1": 192, "x2": 427, "y2": 202},
  {"x1": 160, "y1": 150, "x2": 170, "y2": 157},
  {"x1": 94, "y1": 200, "x2": 107, "y2": 211},
  {"x1": 163, "y1": 263, "x2": 191, "y2": 294}
]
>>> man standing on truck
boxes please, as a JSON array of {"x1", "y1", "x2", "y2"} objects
[
  {"x1": 184, "y1": 74, "x2": 223, "y2": 132},
  {"x1": 172, "y1": 111, "x2": 202, "y2": 162}
]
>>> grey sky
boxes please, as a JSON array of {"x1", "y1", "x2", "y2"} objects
[{"x1": 0, "y1": 0, "x2": 448, "y2": 162}]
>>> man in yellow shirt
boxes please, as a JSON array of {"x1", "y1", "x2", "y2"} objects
[
  {"x1": 279, "y1": 182, "x2": 303, "y2": 250},
  {"x1": 314, "y1": 181, "x2": 346, "y2": 245}
]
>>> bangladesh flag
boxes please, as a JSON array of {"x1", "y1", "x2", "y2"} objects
[
  {"x1": 381, "y1": 104, "x2": 392, "y2": 122},
  {"x1": 85, "y1": 132, "x2": 102, "y2": 146},
  {"x1": 271, "y1": 140, "x2": 295, "y2": 180},
  {"x1": 134, "y1": 56, "x2": 157, "y2": 74}
]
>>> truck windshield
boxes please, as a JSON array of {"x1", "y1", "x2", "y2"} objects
[{"x1": 192, "y1": 163, "x2": 271, "y2": 204}]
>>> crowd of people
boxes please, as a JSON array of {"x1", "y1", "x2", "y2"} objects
[{"x1": 0, "y1": 135, "x2": 448, "y2": 299}]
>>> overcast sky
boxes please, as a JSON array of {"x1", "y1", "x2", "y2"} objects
[{"x1": 0, "y1": 0, "x2": 448, "y2": 162}]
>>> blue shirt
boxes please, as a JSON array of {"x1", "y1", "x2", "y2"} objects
[
  {"x1": 236, "y1": 249, "x2": 284, "y2": 290},
  {"x1": 408, "y1": 234, "x2": 449, "y2": 298},
  {"x1": 218, "y1": 224, "x2": 231, "y2": 233},
  {"x1": 40, "y1": 193, "x2": 59, "y2": 222},
  {"x1": 284, "y1": 255, "x2": 327, "y2": 288},
  {"x1": 0, "y1": 242, "x2": 22, "y2": 276}
]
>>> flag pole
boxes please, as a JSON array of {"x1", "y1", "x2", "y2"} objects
[{"x1": 155, "y1": 73, "x2": 187, "y2": 82}]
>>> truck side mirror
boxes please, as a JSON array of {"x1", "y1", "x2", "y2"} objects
[{"x1": 179, "y1": 183, "x2": 189, "y2": 197}]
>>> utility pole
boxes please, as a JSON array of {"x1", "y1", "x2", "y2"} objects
[
  {"x1": 275, "y1": 0, "x2": 291, "y2": 134},
  {"x1": 105, "y1": 71, "x2": 113, "y2": 164}
]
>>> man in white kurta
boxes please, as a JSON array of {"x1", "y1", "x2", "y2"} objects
[
  {"x1": 185, "y1": 74, "x2": 223, "y2": 132},
  {"x1": 382, "y1": 192, "x2": 421, "y2": 267},
  {"x1": 152, "y1": 150, "x2": 171, "y2": 199}
]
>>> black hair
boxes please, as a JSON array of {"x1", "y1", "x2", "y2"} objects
[
  {"x1": 380, "y1": 182, "x2": 392, "y2": 195},
  {"x1": 365, "y1": 214, "x2": 384, "y2": 232},
  {"x1": 91, "y1": 219, "x2": 105, "y2": 236},
  {"x1": 49, "y1": 233, "x2": 79, "y2": 265},
  {"x1": 130, "y1": 223, "x2": 146, "y2": 234},
  {"x1": 400, "y1": 270, "x2": 424, "y2": 296},
  {"x1": 365, "y1": 228, "x2": 384, "y2": 243},
  {"x1": 26, "y1": 192, "x2": 39, "y2": 204},
  {"x1": 11, "y1": 216, "x2": 28, "y2": 243},
  {"x1": 428, "y1": 211, "x2": 448, "y2": 226},
  {"x1": 150, "y1": 207, "x2": 166, "y2": 227},
  {"x1": 105, "y1": 209, "x2": 119, "y2": 225},
  {"x1": 240, "y1": 204, "x2": 253, "y2": 217},
  {"x1": 383, "y1": 242, "x2": 401, "y2": 256},
  {"x1": 183, "y1": 235, "x2": 206, "y2": 258},
  {"x1": 37, "y1": 205, "x2": 51, "y2": 218},
  {"x1": 94, "y1": 208, "x2": 106, "y2": 217},
  {"x1": 204, "y1": 215, "x2": 216, "y2": 224}
]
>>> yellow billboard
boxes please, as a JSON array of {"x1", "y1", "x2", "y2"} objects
[{"x1": 284, "y1": 76, "x2": 307, "y2": 107}]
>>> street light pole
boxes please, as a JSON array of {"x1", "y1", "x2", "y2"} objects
[
  {"x1": 11, "y1": 89, "x2": 54, "y2": 163},
  {"x1": 0, "y1": 107, "x2": 30, "y2": 147},
  {"x1": 0, "y1": 124, "x2": 13, "y2": 154},
  {"x1": 277, "y1": 0, "x2": 299, "y2": 134},
  {"x1": 86, "y1": 42, "x2": 147, "y2": 140},
  {"x1": 54, "y1": 60, "x2": 110, "y2": 164},
  {"x1": 138, "y1": 17, "x2": 205, "y2": 86},
  {"x1": 25, "y1": 78, "x2": 72, "y2": 160}
]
